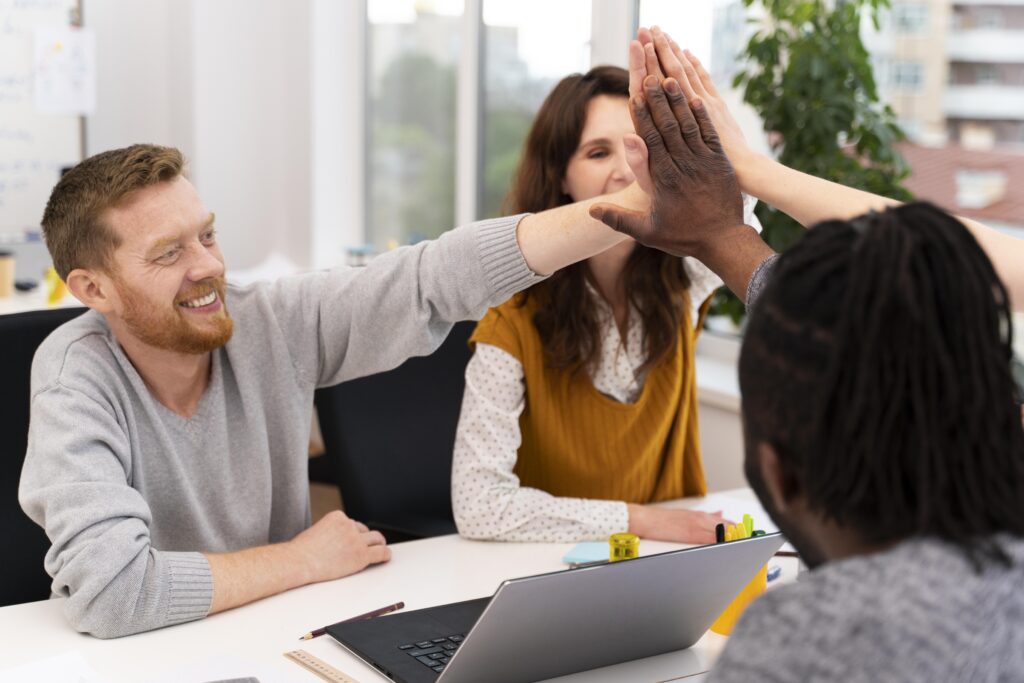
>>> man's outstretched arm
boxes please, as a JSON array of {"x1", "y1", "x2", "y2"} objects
[
  {"x1": 515, "y1": 184, "x2": 641, "y2": 276},
  {"x1": 280, "y1": 184, "x2": 654, "y2": 390}
]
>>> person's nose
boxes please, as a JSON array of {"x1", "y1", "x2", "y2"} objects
[
  {"x1": 612, "y1": 146, "x2": 636, "y2": 185},
  {"x1": 185, "y1": 242, "x2": 225, "y2": 283}
]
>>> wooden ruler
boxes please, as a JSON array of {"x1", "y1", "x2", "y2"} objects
[{"x1": 284, "y1": 649, "x2": 363, "y2": 683}]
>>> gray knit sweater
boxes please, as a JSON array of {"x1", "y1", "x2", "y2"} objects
[
  {"x1": 19, "y1": 215, "x2": 540, "y2": 639},
  {"x1": 710, "y1": 536, "x2": 1024, "y2": 682}
]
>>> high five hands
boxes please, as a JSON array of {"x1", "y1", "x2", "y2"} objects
[{"x1": 591, "y1": 27, "x2": 774, "y2": 300}]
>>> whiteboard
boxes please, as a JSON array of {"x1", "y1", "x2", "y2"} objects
[{"x1": 0, "y1": 0, "x2": 84, "y2": 235}]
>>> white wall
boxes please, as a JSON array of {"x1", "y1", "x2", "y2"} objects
[
  {"x1": 694, "y1": 335, "x2": 747, "y2": 492},
  {"x1": 84, "y1": 0, "x2": 343, "y2": 272},
  {"x1": 699, "y1": 402, "x2": 747, "y2": 492},
  {"x1": 85, "y1": 0, "x2": 193, "y2": 153},
  {"x1": 189, "y1": 1, "x2": 312, "y2": 270}
]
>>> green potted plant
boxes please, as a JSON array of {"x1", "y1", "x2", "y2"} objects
[{"x1": 711, "y1": 0, "x2": 913, "y2": 327}]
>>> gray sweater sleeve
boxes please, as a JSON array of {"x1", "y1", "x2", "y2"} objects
[
  {"x1": 264, "y1": 214, "x2": 543, "y2": 387},
  {"x1": 19, "y1": 382, "x2": 212, "y2": 639},
  {"x1": 745, "y1": 253, "x2": 780, "y2": 313}
]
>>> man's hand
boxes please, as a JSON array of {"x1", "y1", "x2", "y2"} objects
[
  {"x1": 289, "y1": 510, "x2": 391, "y2": 584},
  {"x1": 636, "y1": 28, "x2": 757, "y2": 179},
  {"x1": 589, "y1": 74, "x2": 746, "y2": 260},
  {"x1": 628, "y1": 504, "x2": 730, "y2": 545},
  {"x1": 206, "y1": 510, "x2": 391, "y2": 615}
]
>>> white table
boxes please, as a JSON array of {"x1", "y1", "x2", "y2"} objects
[
  {"x1": 0, "y1": 489, "x2": 795, "y2": 683},
  {"x1": 0, "y1": 287, "x2": 80, "y2": 315}
]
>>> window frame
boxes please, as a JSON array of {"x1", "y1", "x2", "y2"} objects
[
  {"x1": 891, "y1": 60, "x2": 925, "y2": 91},
  {"x1": 892, "y1": 2, "x2": 929, "y2": 34},
  {"x1": 346, "y1": 0, "x2": 639, "y2": 248}
]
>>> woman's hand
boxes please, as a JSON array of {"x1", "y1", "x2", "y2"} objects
[
  {"x1": 631, "y1": 27, "x2": 758, "y2": 185},
  {"x1": 628, "y1": 504, "x2": 730, "y2": 545}
]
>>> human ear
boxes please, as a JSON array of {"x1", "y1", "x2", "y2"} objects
[
  {"x1": 755, "y1": 442, "x2": 802, "y2": 516},
  {"x1": 66, "y1": 268, "x2": 116, "y2": 314}
]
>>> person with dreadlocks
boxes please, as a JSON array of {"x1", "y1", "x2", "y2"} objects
[
  {"x1": 587, "y1": 28, "x2": 1024, "y2": 681},
  {"x1": 716, "y1": 203, "x2": 1024, "y2": 681}
]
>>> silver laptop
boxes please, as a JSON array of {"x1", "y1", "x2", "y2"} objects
[{"x1": 328, "y1": 533, "x2": 784, "y2": 683}]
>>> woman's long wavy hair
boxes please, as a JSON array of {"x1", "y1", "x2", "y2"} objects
[{"x1": 506, "y1": 66, "x2": 691, "y2": 374}]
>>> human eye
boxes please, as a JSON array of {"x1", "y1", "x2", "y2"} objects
[
  {"x1": 154, "y1": 246, "x2": 182, "y2": 265},
  {"x1": 200, "y1": 228, "x2": 217, "y2": 245},
  {"x1": 587, "y1": 147, "x2": 609, "y2": 160}
]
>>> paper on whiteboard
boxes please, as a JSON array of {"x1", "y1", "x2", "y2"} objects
[
  {"x1": 33, "y1": 26, "x2": 95, "y2": 115},
  {"x1": 692, "y1": 492, "x2": 796, "y2": 554},
  {"x1": 0, "y1": 651, "x2": 107, "y2": 683}
]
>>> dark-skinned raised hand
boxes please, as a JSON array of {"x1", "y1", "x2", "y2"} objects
[{"x1": 588, "y1": 74, "x2": 747, "y2": 261}]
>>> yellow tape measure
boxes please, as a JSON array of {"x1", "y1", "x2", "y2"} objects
[{"x1": 283, "y1": 649, "x2": 363, "y2": 683}]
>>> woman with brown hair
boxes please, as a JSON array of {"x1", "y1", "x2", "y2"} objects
[{"x1": 451, "y1": 65, "x2": 760, "y2": 544}]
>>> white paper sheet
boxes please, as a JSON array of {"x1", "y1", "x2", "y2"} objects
[
  {"x1": 147, "y1": 653, "x2": 294, "y2": 683},
  {"x1": 0, "y1": 651, "x2": 107, "y2": 683},
  {"x1": 33, "y1": 26, "x2": 96, "y2": 115}
]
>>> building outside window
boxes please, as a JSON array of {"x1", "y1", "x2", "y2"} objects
[
  {"x1": 892, "y1": 2, "x2": 929, "y2": 33},
  {"x1": 365, "y1": 1, "x2": 463, "y2": 250},
  {"x1": 976, "y1": 63, "x2": 1000, "y2": 85},
  {"x1": 478, "y1": 0, "x2": 592, "y2": 218},
  {"x1": 870, "y1": 0, "x2": 1024, "y2": 242},
  {"x1": 891, "y1": 60, "x2": 925, "y2": 90}
]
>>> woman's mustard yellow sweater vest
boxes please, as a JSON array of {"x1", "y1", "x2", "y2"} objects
[{"x1": 470, "y1": 294, "x2": 708, "y2": 504}]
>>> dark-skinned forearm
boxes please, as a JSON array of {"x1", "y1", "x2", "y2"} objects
[{"x1": 692, "y1": 224, "x2": 776, "y2": 304}]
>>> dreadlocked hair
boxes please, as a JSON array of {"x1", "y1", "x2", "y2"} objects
[{"x1": 740, "y1": 202, "x2": 1024, "y2": 566}]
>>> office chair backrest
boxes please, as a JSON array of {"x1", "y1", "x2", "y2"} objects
[
  {"x1": 314, "y1": 321, "x2": 476, "y2": 541},
  {"x1": 0, "y1": 306, "x2": 87, "y2": 607}
]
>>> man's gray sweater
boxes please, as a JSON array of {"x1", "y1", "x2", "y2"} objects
[
  {"x1": 19, "y1": 215, "x2": 540, "y2": 638},
  {"x1": 711, "y1": 536, "x2": 1024, "y2": 682}
]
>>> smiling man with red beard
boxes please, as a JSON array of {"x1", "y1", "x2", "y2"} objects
[{"x1": 18, "y1": 143, "x2": 656, "y2": 638}]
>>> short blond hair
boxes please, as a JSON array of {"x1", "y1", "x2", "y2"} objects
[{"x1": 42, "y1": 144, "x2": 186, "y2": 280}]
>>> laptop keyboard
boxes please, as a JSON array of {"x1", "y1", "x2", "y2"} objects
[{"x1": 397, "y1": 634, "x2": 465, "y2": 673}]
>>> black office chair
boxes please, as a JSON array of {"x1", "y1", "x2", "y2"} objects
[
  {"x1": 0, "y1": 306, "x2": 88, "y2": 607},
  {"x1": 314, "y1": 321, "x2": 476, "y2": 543},
  {"x1": 1013, "y1": 355, "x2": 1024, "y2": 396}
]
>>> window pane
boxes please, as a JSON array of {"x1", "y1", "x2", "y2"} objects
[
  {"x1": 479, "y1": 0, "x2": 591, "y2": 218},
  {"x1": 366, "y1": 1, "x2": 463, "y2": 249},
  {"x1": 871, "y1": 2, "x2": 1024, "y2": 360},
  {"x1": 893, "y1": 3, "x2": 929, "y2": 34},
  {"x1": 870, "y1": 2, "x2": 1024, "y2": 238}
]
